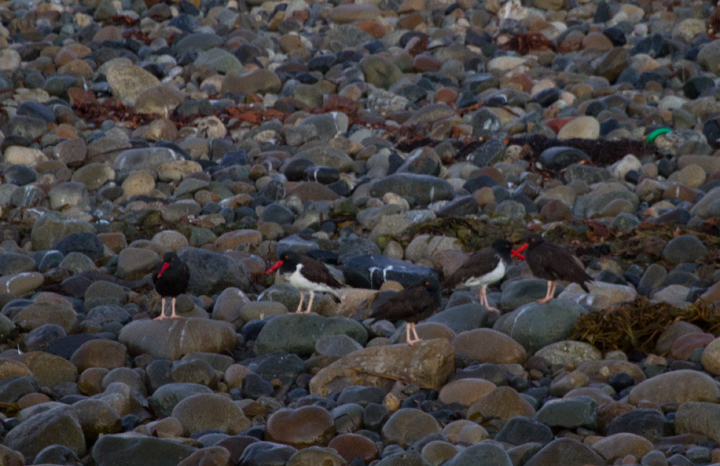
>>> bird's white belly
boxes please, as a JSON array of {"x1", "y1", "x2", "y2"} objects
[
  {"x1": 283, "y1": 264, "x2": 336, "y2": 292},
  {"x1": 462, "y1": 260, "x2": 506, "y2": 287}
]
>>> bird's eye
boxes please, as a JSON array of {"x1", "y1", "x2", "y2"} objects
[{"x1": 425, "y1": 281, "x2": 429, "y2": 285}]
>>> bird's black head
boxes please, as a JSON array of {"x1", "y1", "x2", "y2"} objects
[
  {"x1": 279, "y1": 250, "x2": 301, "y2": 265},
  {"x1": 422, "y1": 277, "x2": 441, "y2": 292},
  {"x1": 492, "y1": 239, "x2": 513, "y2": 254},
  {"x1": 266, "y1": 250, "x2": 301, "y2": 274},
  {"x1": 492, "y1": 239, "x2": 514, "y2": 262},
  {"x1": 525, "y1": 233, "x2": 544, "y2": 250},
  {"x1": 163, "y1": 252, "x2": 179, "y2": 263}
]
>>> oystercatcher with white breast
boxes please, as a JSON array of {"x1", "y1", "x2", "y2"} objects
[
  {"x1": 513, "y1": 233, "x2": 593, "y2": 304},
  {"x1": 153, "y1": 252, "x2": 190, "y2": 320},
  {"x1": 442, "y1": 239, "x2": 523, "y2": 312},
  {"x1": 266, "y1": 251, "x2": 342, "y2": 313}
]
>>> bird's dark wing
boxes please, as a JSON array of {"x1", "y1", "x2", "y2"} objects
[
  {"x1": 369, "y1": 284, "x2": 440, "y2": 322},
  {"x1": 442, "y1": 247, "x2": 499, "y2": 288},
  {"x1": 180, "y1": 261, "x2": 191, "y2": 285},
  {"x1": 299, "y1": 257, "x2": 342, "y2": 288},
  {"x1": 528, "y1": 243, "x2": 592, "y2": 291}
]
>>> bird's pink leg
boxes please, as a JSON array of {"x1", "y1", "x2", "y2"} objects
[
  {"x1": 411, "y1": 323, "x2": 422, "y2": 343},
  {"x1": 303, "y1": 291, "x2": 314, "y2": 314},
  {"x1": 170, "y1": 297, "x2": 181, "y2": 318},
  {"x1": 480, "y1": 285, "x2": 499, "y2": 313},
  {"x1": 407, "y1": 323, "x2": 422, "y2": 345},
  {"x1": 295, "y1": 292, "x2": 305, "y2": 313},
  {"x1": 154, "y1": 298, "x2": 167, "y2": 320},
  {"x1": 536, "y1": 281, "x2": 555, "y2": 304},
  {"x1": 405, "y1": 323, "x2": 411, "y2": 344}
]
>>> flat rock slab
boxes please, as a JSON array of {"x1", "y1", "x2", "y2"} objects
[
  {"x1": 309, "y1": 338, "x2": 455, "y2": 396},
  {"x1": 118, "y1": 318, "x2": 237, "y2": 360}
]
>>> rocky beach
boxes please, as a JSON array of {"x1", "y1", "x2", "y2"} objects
[{"x1": 0, "y1": 0, "x2": 719, "y2": 464}]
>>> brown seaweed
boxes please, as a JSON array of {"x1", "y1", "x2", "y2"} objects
[{"x1": 569, "y1": 297, "x2": 720, "y2": 354}]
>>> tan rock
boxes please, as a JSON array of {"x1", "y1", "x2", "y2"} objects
[
  {"x1": 172, "y1": 393, "x2": 251, "y2": 435},
  {"x1": 535, "y1": 340, "x2": 603, "y2": 365},
  {"x1": 576, "y1": 360, "x2": 647, "y2": 385},
  {"x1": 442, "y1": 419, "x2": 488, "y2": 444},
  {"x1": 404, "y1": 235, "x2": 462, "y2": 263},
  {"x1": 438, "y1": 378, "x2": 496, "y2": 406},
  {"x1": 118, "y1": 318, "x2": 237, "y2": 360},
  {"x1": 557, "y1": 116, "x2": 600, "y2": 140},
  {"x1": 221, "y1": 69, "x2": 281, "y2": 95},
  {"x1": 0, "y1": 359, "x2": 33, "y2": 379},
  {"x1": 328, "y1": 4, "x2": 380, "y2": 24},
  {"x1": 224, "y1": 364, "x2": 251, "y2": 389},
  {"x1": 381, "y1": 408, "x2": 441, "y2": 447},
  {"x1": 116, "y1": 247, "x2": 160, "y2": 280},
  {"x1": 266, "y1": 406, "x2": 336, "y2": 448},
  {"x1": 467, "y1": 386, "x2": 536, "y2": 425},
  {"x1": 214, "y1": 229, "x2": 262, "y2": 252},
  {"x1": 452, "y1": 328, "x2": 527, "y2": 365},
  {"x1": 398, "y1": 0, "x2": 425, "y2": 13},
  {"x1": 628, "y1": 370, "x2": 720, "y2": 405},
  {"x1": 591, "y1": 433, "x2": 653, "y2": 463},
  {"x1": 152, "y1": 230, "x2": 189, "y2": 252},
  {"x1": 564, "y1": 387, "x2": 614, "y2": 407},
  {"x1": 676, "y1": 401, "x2": 720, "y2": 443},
  {"x1": 309, "y1": 339, "x2": 454, "y2": 396},
  {"x1": 701, "y1": 336, "x2": 720, "y2": 375},
  {"x1": 549, "y1": 371, "x2": 590, "y2": 397},
  {"x1": 17, "y1": 352, "x2": 78, "y2": 387},
  {"x1": 70, "y1": 339, "x2": 128, "y2": 372},
  {"x1": 98, "y1": 232, "x2": 127, "y2": 254},
  {"x1": 177, "y1": 447, "x2": 231, "y2": 466},
  {"x1": 122, "y1": 171, "x2": 155, "y2": 197},
  {"x1": 157, "y1": 160, "x2": 202, "y2": 182},
  {"x1": 135, "y1": 85, "x2": 184, "y2": 115},
  {"x1": 13, "y1": 301, "x2": 77, "y2": 333},
  {"x1": 4, "y1": 146, "x2": 46, "y2": 167}
]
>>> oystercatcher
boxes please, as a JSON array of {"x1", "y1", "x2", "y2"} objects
[
  {"x1": 266, "y1": 251, "x2": 342, "y2": 313},
  {"x1": 153, "y1": 252, "x2": 190, "y2": 320},
  {"x1": 367, "y1": 279, "x2": 441, "y2": 345},
  {"x1": 441, "y1": 239, "x2": 522, "y2": 312},
  {"x1": 514, "y1": 233, "x2": 593, "y2": 304}
]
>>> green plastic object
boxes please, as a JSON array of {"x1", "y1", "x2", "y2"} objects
[{"x1": 646, "y1": 128, "x2": 671, "y2": 143}]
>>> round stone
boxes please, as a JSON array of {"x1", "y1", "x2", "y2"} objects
[
  {"x1": 122, "y1": 171, "x2": 155, "y2": 197},
  {"x1": 327, "y1": 433, "x2": 379, "y2": 463},
  {"x1": 438, "y1": 379, "x2": 497, "y2": 406},
  {"x1": 266, "y1": 406, "x2": 336, "y2": 448},
  {"x1": 381, "y1": 408, "x2": 441, "y2": 447},
  {"x1": 171, "y1": 393, "x2": 251, "y2": 435}
]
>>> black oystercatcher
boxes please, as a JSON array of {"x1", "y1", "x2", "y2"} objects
[
  {"x1": 153, "y1": 252, "x2": 190, "y2": 320},
  {"x1": 266, "y1": 251, "x2": 342, "y2": 313},
  {"x1": 367, "y1": 279, "x2": 441, "y2": 345},
  {"x1": 514, "y1": 234, "x2": 593, "y2": 304},
  {"x1": 441, "y1": 239, "x2": 521, "y2": 312}
]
